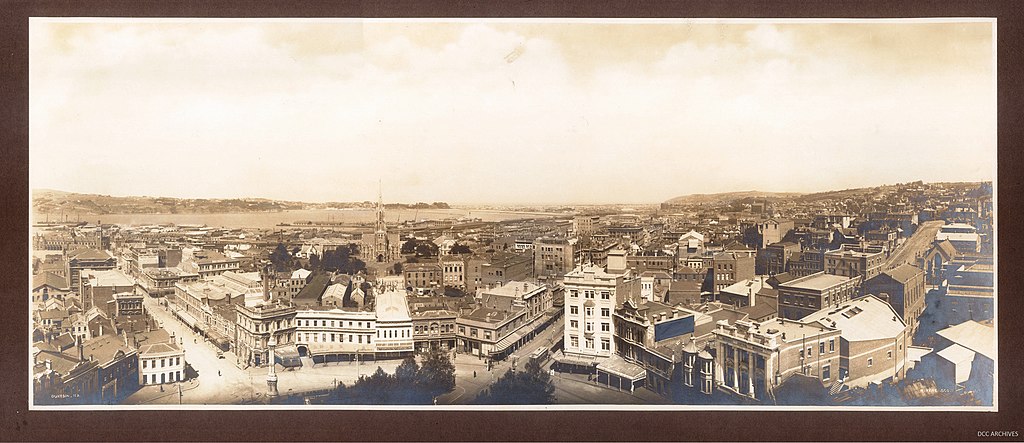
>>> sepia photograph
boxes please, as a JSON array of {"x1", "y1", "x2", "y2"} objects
[{"x1": 27, "y1": 17, "x2": 996, "y2": 413}]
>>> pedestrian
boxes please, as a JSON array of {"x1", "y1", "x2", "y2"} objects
[
  {"x1": 473, "y1": 370, "x2": 476, "y2": 378},
  {"x1": 218, "y1": 370, "x2": 221, "y2": 376}
]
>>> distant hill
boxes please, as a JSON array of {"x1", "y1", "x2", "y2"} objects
[
  {"x1": 663, "y1": 190, "x2": 804, "y2": 206},
  {"x1": 32, "y1": 189, "x2": 308, "y2": 216},
  {"x1": 31, "y1": 189, "x2": 451, "y2": 216}
]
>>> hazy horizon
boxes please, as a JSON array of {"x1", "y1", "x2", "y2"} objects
[
  {"x1": 30, "y1": 19, "x2": 996, "y2": 205},
  {"x1": 32, "y1": 177, "x2": 990, "y2": 208}
]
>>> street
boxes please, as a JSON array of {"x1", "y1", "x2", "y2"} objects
[
  {"x1": 125, "y1": 295, "x2": 401, "y2": 405},
  {"x1": 885, "y1": 220, "x2": 944, "y2": 270}
]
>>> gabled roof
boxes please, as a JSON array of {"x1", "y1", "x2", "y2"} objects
[
  {"x1": 68, "y1": 248, "x2": 113, "y2": 261},
  {"x1": 33, "y1": 271, "x2": 69, "y2": 291},
  {"x1": 933, "y1": 239, "x2": 958, "y2": 259},
  {"x1": 801, "y1": 295, "x2": 906, "y2": 342},
  {"x1": 936, "y1": 321, "x2": 994, "y2": 360},
  {"x1": 880, "y1": 263, "x2": 924, "y2": 284}
]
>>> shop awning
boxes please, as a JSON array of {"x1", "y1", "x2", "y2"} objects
[
  {"x1": 551, "y1": 350, "x2": 603, "y2": 367},
  {"x1": 208, "y1": 330, "x2": 231, "y2": 347},
  {"x1": 174, "y1": 309, "x2": 200, "y2": 329},
  {"x1": 597, "y1": 355, "x2": 647, "y2": 381},
  {"x1": 274, "y1": 345, "x2": 302, "y2": 368},
  {"x1": 490, "y1": 332, "x2": 523, "y2": 355}
]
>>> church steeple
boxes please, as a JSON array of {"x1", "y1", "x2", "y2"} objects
[{"x1": 375, "y1": 179, "x2": 386, "y2": 232}]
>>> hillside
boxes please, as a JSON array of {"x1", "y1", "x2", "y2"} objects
[
  {"x1": 663, "y1": 190, "x2": 804, "y2": 206},
  {"x1": 32, "y1": 189, "x2": 307, "y2": 216}
]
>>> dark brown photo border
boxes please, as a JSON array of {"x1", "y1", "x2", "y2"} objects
[{"x1": 2, "y1": 1, "x2": 1022, "y2": 441}]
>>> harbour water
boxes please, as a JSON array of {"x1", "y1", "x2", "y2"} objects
[{"x1": 32, "y1": 208, "x2": 560, "y2": 230}]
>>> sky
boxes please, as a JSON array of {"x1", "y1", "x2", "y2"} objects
[{"x1": 29, "y1": 19, "x2": 996, "y2": 205}]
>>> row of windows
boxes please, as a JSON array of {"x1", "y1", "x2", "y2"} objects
[
  {"x1": 142, "y1": 356, "x2": 181, "y2": 369},
  {"x1": 568, "y1": 320, "x2": 611, "y2": 332},
  {"x1": 568, "y1": 306, "x2": 611, "y2": 317},
  {"x1": 568, "y1": 335, "x2": 611, "y2": 350},
  {"x1": 567, "y1": 290, "x2": 611, "y2": 300},
  {"x1": 301, "y1": 332, "x2": 373, "y2": 344},
  {"x1": 298, "y1": 319, "x2": 374, "y2": 329},
  {"x1": 142, "y1": 371, "x2": 181, "y2": 385}
]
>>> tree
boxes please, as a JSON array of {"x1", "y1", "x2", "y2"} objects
[
  {"x1": 401, "y1": 239, "x2": 419, "y2": 254},
  {"x1": 269, "y1": 243, "x2": 292, "y2": 272},
  {"x1": 417, "y1": 349, "x2": 456, "y2": 397},
  {"x1": 450, "y1": 243, "x2": 472, "y2": 255},
  {"x1": 393, "y1": 262, "x2": 403, "y2": 275},
  {"x1": 473, "y1": 359, "x2": 554, "y2": 404},
  {"x1": 396, "y1": 356, "x2": 420, "y2": 384},
  {"x1": 308, "y1": 253, "x2": 321, "y2": 271},
  {"x1": 415, "y1": 242, "x2": 439, "y2": 258}
]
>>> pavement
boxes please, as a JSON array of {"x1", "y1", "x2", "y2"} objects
[
  {"x1": 125, "y1": 295, "x2": 401, "y2": 405},
  {"x1": 438, "y1": 316, "x2": 564, "y2": 405}
]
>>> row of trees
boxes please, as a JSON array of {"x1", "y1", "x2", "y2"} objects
[
  {"x1": 400, "y1": 240, "x2": 472, "y2": 258},
  {"x1": 269, "y1": 242, "x2": 366, "y2": 275},
  {"x1": 322, "y1": 349, "x2": 456, "y2": 405},
  {"x1": 309, "y1": 246, "x2": 366, "y2": 275},
  {"x1": 472, "y1": 359, "x2": 555, "y2": 404}
]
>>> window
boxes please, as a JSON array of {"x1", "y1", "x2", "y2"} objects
[
  {"x1": 586, "y1": 322, "x2": 594, "y2": 332},
  {"x1": 601, "y1": 339, "x2": 610, "y2": 351},
  {"x1": 823, "y1": 364, "x2": 831, "y2": 381},
  {"x1": 586, "y1": 307, "x2": 594, "y2": 316},
  {"x1": 570, "y1": 306, "x2": 579, "y2": 315},
  {"x1": 570, "y1": 320, "x2": 578, "y2": 328},
  {"x1": 829, "y1": 339, "x2": 835, "y2": 353},
  {"x1": 585, "y1": 337, "x2": 594, "y2": 349},
  {"x1": 601, "y1": 292, "x2": 610, "y2": 300},
  {"x1": 867, "y1": 357, "x2": 873, "y2": 367},
  {"x1": 601, "y1": 322, "x2": 610, "y2": 332},
  {"x1": 570, "y1": 335, "x2": 579, "y2": 348},
  {"x1": 142, "y1": 360, "x2": 147, "y2": 369},
  {"x1": 887, "y1": 350, "x2": 892, "y2": 360},
  {"x1": 601, "y1": 308, "x2": 610, "y2": 317},
  {"x1": 819, "y1": 342, "x2": 825, "y2": 355}
]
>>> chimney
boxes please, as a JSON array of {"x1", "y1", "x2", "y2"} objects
[
  {"x1": 45, "y1": 360, "x2": 52, "y2": 371},
  {"x1": 748, "y1": 286, "x2": 756, "y2": 307}
]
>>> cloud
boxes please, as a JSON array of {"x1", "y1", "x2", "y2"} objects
[{"x1": 30, "y1": 20, "x2": 995, "y2": 204}]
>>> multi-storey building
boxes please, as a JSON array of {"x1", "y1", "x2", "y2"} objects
[
  {"x1": 139, "y1": 267, "x2": 199, "y2": 298},
  {"x1": 863, "y1": 264, "x2": 927, "y2": 337},
  {"x1": 373, "y1": 288, "x2": 415, "y2": 359},
  {"x1": 560, "y1": 252, "x2": 637, "y2": 368},
  {"x1": 138, "y1": 340, "x2": 185, "y2": 386},
  {"x1": 776, "y1": 272, "x2": 858, "y2": 320},
  {"x1": 800, "y1": 295, "x2": 909, "y2": 388},
  {"x1": 479, "y1": 252, "x2": 534, "y2": 289},
  {"x1": 294, "y1": 306, "x2": 376, "y2": 363},
  {"x1": 404, "y1": 262, "x2": 442, "y2": 293},
  {"x1": 824, "y1": 244, "x2": 885, "y2": 283},
  {"x1": 66, "y1": 248, "x2": 117, "y2": 291},
  {"x1": 761, "y1": 241, "x2": 801, "y2": 276},
  {"x1": 533, "y1": 236, "x2": 576, "y2": 278},
  {"x1": 440, "y1": 257, "x2": 465, "y2": 289},
  {"x1": 758, "y1": 218, "x2": 795, "y2": 249},
  {"x1": 713, "y1": 317, "x2": 841, "y2": 401},
  {"x1": 456, "y1": 281, "x2": 555, "y2": 361},
  {"x1": 709, "y1": 252, "x2": 755, "y2": 295},
  {"x1": 234, "y1": 299, "x2": 297, "y2": 367}
]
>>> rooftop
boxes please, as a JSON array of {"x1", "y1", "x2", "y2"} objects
[
  {"x1": 800, "y1": 295, "x2": 906, "y2": 342},
  {"x1": 84, "y1": 269, "x2": 134, "y2": 288},
  {"x1": 936, "y1": 320, "x2": 994, "y2": 360},
  {"x1": 375, "y1": 290, "x2": 411, "y2": 322},
  {"x1": 781, "y1": 272, "x2": 853, "y2": 291},
  {"x1": 880, "y1": 263, "x2": 925, "y2": 283}
]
